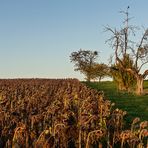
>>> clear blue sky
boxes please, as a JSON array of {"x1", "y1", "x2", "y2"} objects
[{"x1": 0, "y1": 0, "x2": 147, "y2": 80}]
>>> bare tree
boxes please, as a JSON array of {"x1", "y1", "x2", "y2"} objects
[{"x1": 105, "y1": 7, "x2": 148, "y2": 95}]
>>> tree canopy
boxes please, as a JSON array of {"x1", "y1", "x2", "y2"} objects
[{"x1": 70, "y1": 49, "x2": 109, "y2": 82}]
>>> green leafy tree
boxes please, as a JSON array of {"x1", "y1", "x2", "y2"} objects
[
  {"x1": 91, "y1": 63, "x2": 110, "y2": 82},
  {"x1": 70, "y1": 49, "x2": 99, "y2": 82},
  {"x1": 111, "y1": 54, "x2": 136, "y2": 92}
]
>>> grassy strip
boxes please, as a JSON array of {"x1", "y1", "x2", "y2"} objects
[{"x1": 84, "y1": 80, "x2": 148, "y2": 125}]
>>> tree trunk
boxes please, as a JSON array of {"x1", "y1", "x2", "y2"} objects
[
  {"x1": 87, "y1": 74, "x2": 91, "y2": 82},
  {"x1": 118, "y1": 82, "x2": 126, "y2": 91},
  {"x1": 136, "y1": 76, "x2": 144, "y2": 95},
  {"x1": 99, "y1": 76, "x2": 102, "y2": 82}
]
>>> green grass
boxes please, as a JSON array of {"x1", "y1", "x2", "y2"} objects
[{"x1": 84, "y1": 80, "x2": 148, "y2": 125}]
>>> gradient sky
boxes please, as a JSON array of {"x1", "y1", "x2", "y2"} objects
[{"x1": 0, "y1": 0, "x2": 147, "y2": 80}]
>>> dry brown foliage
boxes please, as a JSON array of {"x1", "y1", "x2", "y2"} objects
[{"x1": 0, "y1": 79, "x2": 147, "y2": 148}]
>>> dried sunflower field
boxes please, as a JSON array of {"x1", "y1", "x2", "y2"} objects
[{"x1": 0, "y1": 79, "x2": 147, "y2": 148}]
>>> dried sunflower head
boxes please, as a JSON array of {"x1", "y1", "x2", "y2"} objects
[
  {"x1": 132, "y1": 117, "x2": 140, "y2": 125},
  {"x1": 140, "y1": 121, "x2": 148, "y2": 129}
]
